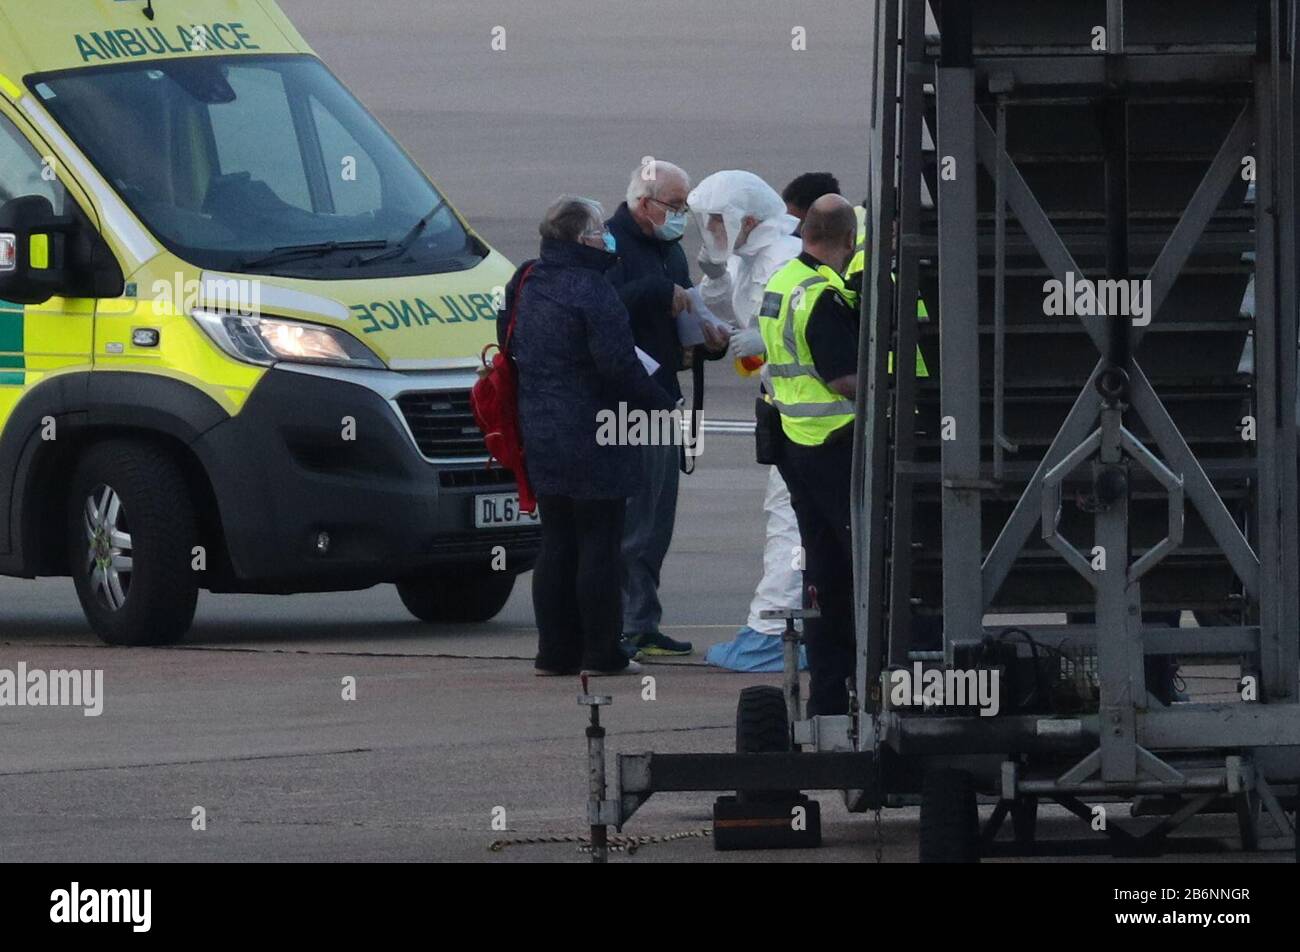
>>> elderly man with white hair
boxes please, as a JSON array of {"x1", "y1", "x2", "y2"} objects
[{"x1": 605, "y1": 159, "x2": 729, "y2": 659}]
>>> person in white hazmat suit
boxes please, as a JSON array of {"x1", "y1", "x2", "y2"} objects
[{"x1": 688, "y1": 171, "x2": 809, "y2": 672}]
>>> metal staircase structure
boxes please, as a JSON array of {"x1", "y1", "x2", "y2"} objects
[{"x1": 853, "y1": 0, "x2": 1300, "y2": 855}]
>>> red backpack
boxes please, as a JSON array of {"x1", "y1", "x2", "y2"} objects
[{"x1": 471, "y1": 263, "x2": 537, "y2": 514}]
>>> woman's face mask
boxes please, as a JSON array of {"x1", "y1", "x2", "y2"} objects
[{"x1": 581, "y1": 225, "x2": 616, "y2": 254}]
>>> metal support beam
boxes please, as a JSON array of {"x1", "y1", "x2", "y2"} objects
[
  {"x1": 886, "y1": 0, "x2": 930, "y2": 668},
  {"x1": 618, "y1": 752, "x2": 876, "y2": 795},
  {"x1": 937, "y1": 64, "x2": 984, "y2": 652},
  {"x1": 1095, "y1": 410, "x2": 1144, "y2": 783},
  {"x1": 1276, "y1": 0, "x2": 1300, "y2": 702},
  {"x1": 853, "y1": 0, "x2": 902, "y2": 713},
  {"x1": 1253, "y1": 62, "x2": 1286, "y2": 699},
  {"x1": 1127, "y1": 366, "x2": 1261, "y2": 596}
]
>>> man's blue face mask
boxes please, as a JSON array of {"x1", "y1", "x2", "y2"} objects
[
  {"x1": 603, "y1": 231, "x2": 618, "y2": 254},
  {"x1": 654, "y1": 209, "x2": 689, "y2": 242}
]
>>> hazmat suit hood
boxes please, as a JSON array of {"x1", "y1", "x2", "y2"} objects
[{"x1": 689, "y1": 170, "x2": 799, "y2": 265}]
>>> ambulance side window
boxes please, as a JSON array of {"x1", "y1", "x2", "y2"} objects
[
  {"x1": 0, "y1": 115, "x2": 66, "y2": 214},
  {"x1": 310, "y1": 97, "x2": 381, "y2": 218}
]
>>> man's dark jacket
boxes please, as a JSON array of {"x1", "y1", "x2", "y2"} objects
[
  {"x1": 604, "y1": 202, "x2": 692, "y2": 402},
  {"x1": 499, "y1": 237, "x2": 675, "y2": 500}
]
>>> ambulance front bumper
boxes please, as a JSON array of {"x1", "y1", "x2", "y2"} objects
[{"x1": 193, "y1": 364, "x2": 540, "y2": 592}]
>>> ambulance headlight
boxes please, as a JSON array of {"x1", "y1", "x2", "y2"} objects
[{"x1": 192, "y1": 311, "x2": 385, "y2": 369}]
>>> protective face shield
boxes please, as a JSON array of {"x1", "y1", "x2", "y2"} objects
[
  {"x1": 688, "y1": 170, "x2": 788, "y2": 265},
  {"x1": 701, "y1": 213, "x2": 731, "y2": 263}
]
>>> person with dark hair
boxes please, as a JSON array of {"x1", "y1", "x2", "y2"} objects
[
  {"x1": 503, "y1": 196, "x2": 675, "y2": 676},
  {"x1": 781, "y1": 172, "x2": 842, "y2": 221}
]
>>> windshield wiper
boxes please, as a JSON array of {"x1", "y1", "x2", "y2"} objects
[
  {"x1": 355, "y1": 200, "x2": 450, "y2": 267},
  {"x1": 237, "y1": 239, "x2": 389, "y2": 271}
]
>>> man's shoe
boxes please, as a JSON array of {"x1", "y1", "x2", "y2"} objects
[
  {"x1": 629, "y1": 631, "x2": 693, "y2": 657},
  {"x1": 618, "y1": 636, "x2": 645, "y2": 661},
  {"x1": 582, "y1": 660, "x2": 643, "y2": 676}
]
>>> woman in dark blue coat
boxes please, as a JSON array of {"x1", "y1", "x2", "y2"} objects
[{"x1": 501, "y1": 197, "x2": 675, "y2": 675}]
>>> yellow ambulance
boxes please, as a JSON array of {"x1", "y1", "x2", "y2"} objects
[{"x1": 0, "y1": 0, "x2": 540, "y2": 644}]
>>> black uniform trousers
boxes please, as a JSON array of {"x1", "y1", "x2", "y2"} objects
[{"x1": 777, "y1": 433, "x2": 856, "y2": 717}]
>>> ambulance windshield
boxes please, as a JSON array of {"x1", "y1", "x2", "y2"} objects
[{"x1": 29, "y1": 55, "x2": 484, "y2": 279}]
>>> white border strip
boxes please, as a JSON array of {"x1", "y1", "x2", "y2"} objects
[
  {"x1": 201, "y1": 272, "x2": 350, "y2": 322},
  {"x1": 20, "y1": 96, "x2": 159, "y2": 269}
]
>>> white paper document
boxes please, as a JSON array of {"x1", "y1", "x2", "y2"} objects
[{"x1": 635, "y1": 346, "x2": 660, "y2": 376}]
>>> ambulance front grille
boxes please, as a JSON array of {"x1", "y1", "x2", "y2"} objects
[{"x1": 396, "y1": 390, "x2": 487, "y2": 459}]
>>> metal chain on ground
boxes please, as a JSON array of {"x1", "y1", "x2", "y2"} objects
[
  {"x1": 489, "y1": 828, "x2": 712, "y2": 855},
  {"x1": 580, "y1": 828, "x2": 713, "y2": 854}
]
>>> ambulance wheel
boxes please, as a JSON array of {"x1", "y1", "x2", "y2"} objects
[
  {"x1": 68, "y1": 441, "x2": 199, "y2": 646},
  {"x1": 919, "y1": 768, "x2": 981, "y2": 863},
  {"x1": 397, "y1": 570, "x2": 515, "y2": 624}
]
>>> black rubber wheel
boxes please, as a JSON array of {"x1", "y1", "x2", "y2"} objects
[
  {"x1": 68, "y1": 441, "x2": 199, "y2": 646},
  {"x1": 736, "y1": 685, "x2": 792, "y2": 753},
  {"x1": 1012, "y1": 796, "x2": 1038, "y2": 846},
  {"x1": 735, "y1": 685, "x2": 794, "y2": 803},
  {"x1": 397, "y1": 571, "x2": 516, "y2": 623},
  {"x1": 919, "y1": 768, "x2": 981, "y2": 863}
]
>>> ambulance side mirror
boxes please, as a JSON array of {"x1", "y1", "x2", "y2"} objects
[{"x1": 0, "y1": 195, "x2": 123, "y2": 305}]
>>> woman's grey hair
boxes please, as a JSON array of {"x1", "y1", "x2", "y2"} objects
[
  {"x1": 539, "y1": 195, "x2": 605, "y2": 242},
  {"x1": 626, "y1": 160, "x2": 689, "y2": 206}
]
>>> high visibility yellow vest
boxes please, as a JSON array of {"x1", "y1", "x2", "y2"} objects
[
  {"x1": 845, "y1": 205, "x2": 930, "y2": 378},
  {"x1": 758, "y1": 258, "x2": 857, "y2": 447},
  {"x1": 848, "y1": 205, "x2": 869, "y2": 279}
]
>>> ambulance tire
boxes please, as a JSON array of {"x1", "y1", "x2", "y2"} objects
[
  {"x1": 68, "y1": 440, "x2": 199, "y2": 647},
  {"x1": 919, "y1": 768, "x2": 981, "y2": 863},
  {"x1": 396, "y1": 571, "x2": 515, "y2": 624}
]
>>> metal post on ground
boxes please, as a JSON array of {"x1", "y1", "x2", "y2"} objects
[
  {"x1": 760, "y1": 604, "x2": 820, "y2": 730},
  {"x1": 578, "y1": 675, "x2": 614, "y2": 864}
]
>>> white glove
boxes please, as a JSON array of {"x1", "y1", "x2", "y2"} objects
[
  {"x1": 726, "y1": 326, "x2": 765, "y2": 359},
  {"x1": 697, "y1": 249, "x2": 728, "y2": 280}
]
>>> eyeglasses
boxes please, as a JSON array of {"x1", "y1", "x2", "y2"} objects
[{"x1": 648, "y1": 197, "x2": 690, "y2": 215}]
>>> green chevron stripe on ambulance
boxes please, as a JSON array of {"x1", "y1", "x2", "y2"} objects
[{"x1": 0, "y1": 301, "x2": 22, "y2": 387}]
